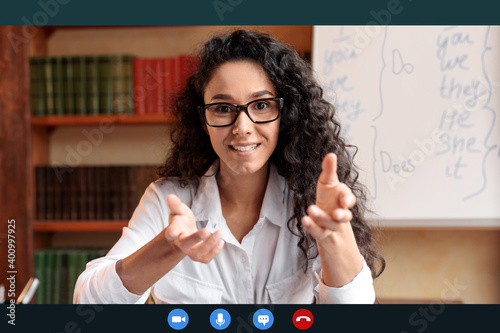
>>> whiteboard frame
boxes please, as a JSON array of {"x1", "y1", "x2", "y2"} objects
[{"x1": 368, "y1": 218, "x2": 500, "y2": 229}]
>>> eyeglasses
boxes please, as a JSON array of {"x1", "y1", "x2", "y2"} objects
[{"x1": 198, "y1": 97, "x2": 283, "y2": 127}]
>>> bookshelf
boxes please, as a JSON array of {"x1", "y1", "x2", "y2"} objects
[
  {"x1": 34, "y1": 221, "x2": 128, "y2": 232},
  {"x1": 1, "y1": 25, "x2": 313, "y2": 303},
  {"x1": 32, "y1": 114, "x2": 176, "y2": 127}
]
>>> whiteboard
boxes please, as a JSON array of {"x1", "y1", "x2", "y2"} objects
[{"x1": 312, "y1": 26, "x2": 500, "y2": 224}]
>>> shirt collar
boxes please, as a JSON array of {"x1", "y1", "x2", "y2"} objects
[{"x1": 190, "y1": 159, "x2": 288, "y2": 229}]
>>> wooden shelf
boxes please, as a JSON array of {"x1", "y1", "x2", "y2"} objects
[
  {"x1": 32, "y1": 113, "x2": 177, "y2": 127},
  {"x1": 34, "y1": 221, "x2": 128, "y2": 232}
]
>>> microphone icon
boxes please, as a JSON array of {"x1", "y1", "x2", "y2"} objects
[
  {"x1": 215, "y1": 313, "x2": 225, "y2": 326},
  {"x1": 210, "y1": 309, "x2": 230, "y2": 330}
]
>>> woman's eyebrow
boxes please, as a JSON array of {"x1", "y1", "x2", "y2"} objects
[
  {"x1": 210, "y1": 93, "x2": 232, "y2": 102},
  {"x1": 250, "y1": 90, "x2": 275, "y2": 99},
  {"x1": 210, "y1": 90, "x2": 275, "y2": 102}
]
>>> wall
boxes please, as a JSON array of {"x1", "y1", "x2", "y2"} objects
[{"x1": 374, "y1": 228, "x2": 500, "y2": 304}]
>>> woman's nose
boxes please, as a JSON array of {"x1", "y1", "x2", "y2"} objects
[{"x1": 232, "y1": 110, "x2": 253, "y2": 135}]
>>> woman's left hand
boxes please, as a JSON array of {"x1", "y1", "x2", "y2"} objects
[{"x1": 301, "y1": 153, "x2": 363, "y2": 287}]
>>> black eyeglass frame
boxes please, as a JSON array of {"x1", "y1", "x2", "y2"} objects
[{"x1": 198, "y1": 97, "x2": 284, "y2": 127}]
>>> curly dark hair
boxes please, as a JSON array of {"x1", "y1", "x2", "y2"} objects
[{"x1": 158, "y1": 29, "x2": 385, "y2": 278}]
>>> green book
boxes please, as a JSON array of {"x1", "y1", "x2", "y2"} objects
[
  {"x1": 86, "y1": 56, "x2": 100, "y2": 115},
  {"x1": 73, "y1": 56, "x2": 87, "y2": 115},
  {"x1": 30, "y1": 58, "x2": 45, "y2": 116},
  {"x1": 98, "y1": 56, "x2": 112, "y2": 115},
  {"x1": 43, "y1": 57, "x2": 55, "y2": 116},
  {"x1": 67, "y1": 250, "x2": 79, "y2": 304},
  {"x1": 63, "y1": 56, "x2": 75, "y2": 116},
  {"x1": 45, "y1": 250, "x2": 54, "y2": 304},
  {"x1": 124, "y1": 55, "x2": 135, "y2": 114},
  {"x1": 61, "y1": 251, "x2": 69, "y2": 304},
  {"x1": 29, "y1": 58, "x2": 38, "y2": 116},
  {"x1": 78, "y1": 251, "x2": 88, "y2": 278},
  {"x1": 110, "y1": 55, "x2": 124, "y2": 114},
  {"x1": 34, "y1": 250, "x2": 46, "y2": 304},
  {"x1": 53, "y1": 250, "x2": 63, "y2": 304},
  {"x1": 52, "y1": 57, "x2": 64, "y2": 116}
]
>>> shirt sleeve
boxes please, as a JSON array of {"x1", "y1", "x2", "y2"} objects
[
  {"x1": 313, "y1": 255, "x2": 376, "y2": 304},
  {"x1": 73, "y1": 181, "x2": 170, "y2": 304}
]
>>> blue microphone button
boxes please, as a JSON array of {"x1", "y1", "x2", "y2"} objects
[{"x1": 210, "y1": 308, "x2": 231, "y2": 330}]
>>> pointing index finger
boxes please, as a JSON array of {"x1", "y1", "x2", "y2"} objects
[{"x1": 318, "y1": 153, "x2": 339, "y2": 186}]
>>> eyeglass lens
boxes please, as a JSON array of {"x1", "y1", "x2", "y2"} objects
[{"x1": 205, "y1": 99, "x2": 280, "y2": 126}]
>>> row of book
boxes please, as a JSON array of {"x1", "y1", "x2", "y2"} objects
[
  {"x1": 29, "y1": 54, "x2": 197, "y2": 117},
  {"x1": 35, "y1": 165, "x2": 157, "y2": 221},
  {"x1": 133, "y1": 55, "x2": 198, "y2": 115},
  {"x1": 35, "y1": 248, "x2": 108, "y2": 304}
]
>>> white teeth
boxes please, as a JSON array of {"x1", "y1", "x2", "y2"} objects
[{"x1": 231, "y1": 144, "x2": 258, "y2": 152}]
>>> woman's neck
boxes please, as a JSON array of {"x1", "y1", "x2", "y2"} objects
[{"x1": 216, "y1": 163, "x2": 269, "y2": 210}]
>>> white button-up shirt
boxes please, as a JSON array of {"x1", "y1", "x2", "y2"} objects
[{"x1": 74, "y1": 160, "x2": 375, "y2": 304}]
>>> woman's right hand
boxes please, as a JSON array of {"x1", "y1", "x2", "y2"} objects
[{"x1": 165, "y1": 194, "x2": 225, "y2": 263}]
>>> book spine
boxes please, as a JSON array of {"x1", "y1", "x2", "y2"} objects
[
  {"x1": 53, "y1": 57, "x2": 64, "y2": 116},
  {"x1": 30, "y1": 58, "x2": 45, "y2": 116},
  {"x1": 61, "y1": 251, "x2": 68, "y2": 304},
  {"x1": 128, "y1": 166, "x2": 137, "y2": 219},
  {"x1": 132, "y1": 58, "x2": 146, "y2": 115},
  {"x1": 144, "y1": 58, "x2": 154, "y2": 114},
  {"x1": 95, "y1": 166, "x2": 103, "y2": 220},
  {"x1": 171, "y1": 56, "x2": 181, "y2": 95},
  {"x1": 111, "y1": 55, "x2": 124, "y2": 114},
  {"x1": 53, "y1": 167, "x2": 62, "y2": 220},
  {"x1": 45, "y1": 167, "x2": 54, "y2": 220},
  {"x1": 73, "y1": 56, "x2": 87, "y2": 116},
  {"x1": 34, "y1": 250, "x2": 45, "y2": 304},
  {"x1": 87, "y1": 167, "x2": 95, "y2": 220},
  {"x1": 102, "y1": 166, "x2": 109, "y2": 220},
  {"x1": 37, "y1": 58, "x2": 47, "y2": 117},
  {"x1": 63, "y1": 56, "x2": 75, "y2": 116},
  {"x1": 45, "y1": 250, "x2": 54, "y2": 304},
  {"x1": 60, "y1": 167, "x2": 70, "y2": 221},
  {"x1": 110, "y1": 166, "x2": 120, "y2": 220},
  {"x1": 86, "y1": 56, "x2": 100, "y2": 116},
  {"x1": 78, "y1": 251, "x2": 88, "y2": 281},
  {"x1": 160, "y1": 57, "x2": 171, "y2": 114},
  {"x1": 178, "y1": 54, "x2": 198, "y2": 93},
  {"x1": 150, "y1": 58, "x2": 162, "y2": 114},
  {"x1": 99, "y1": 56, "x2": 112, "y2": 115},
  {"x1": 53, "y1": 250, "x2": 63, "y2": 304},
  {"x1": 120, "y1": 166, "x2": 128, "y2": 220},
  {"x1": 67, "y1": 250, "x2": 78, "y2": 304},
  {"x1": 44, "y1": 57, "x2": 55, "y2": 116},
  {"x1": 77, "y1": 167, "x2": 87, "y2": 220},
  {"x1": 69, "y1": 168, "x2": 78, "y2": 220},
  {"x1": 124, "y1": 56, "x2": 134, "y2": 114}
]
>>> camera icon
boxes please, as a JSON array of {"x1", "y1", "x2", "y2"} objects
[{"x1": 168, "y1": 309, "x2": 189, "y2": 330}]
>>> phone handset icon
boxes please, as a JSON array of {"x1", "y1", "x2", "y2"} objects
[{"x1": 293, "y1": 309, "x2": 314, "y2": 329}]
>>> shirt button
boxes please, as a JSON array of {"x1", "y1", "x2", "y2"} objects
[{"x1": 240, "y1": 256, "x2": 247, "y2": 263}]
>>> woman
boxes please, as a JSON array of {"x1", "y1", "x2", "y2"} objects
[{"x1": 74, "y1": 29, "x2": 384, "y2": 304}]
